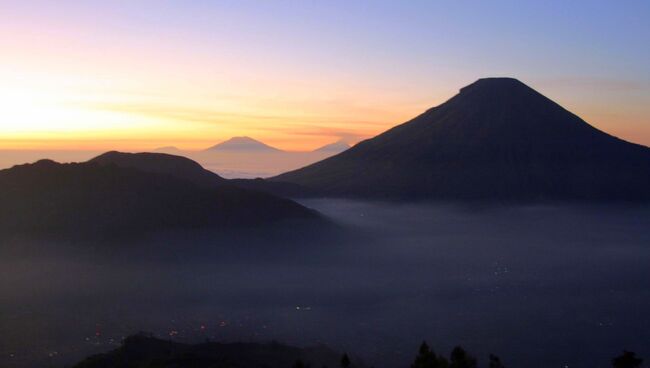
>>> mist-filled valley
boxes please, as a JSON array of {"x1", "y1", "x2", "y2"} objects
[
  {"x1": 4, "y1": 1, "x2": 650, "y2": 367},
  {"x1": 2, "y1": 200, "x2": 649, "y2": 368}
]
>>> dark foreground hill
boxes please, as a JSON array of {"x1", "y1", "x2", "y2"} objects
[
  {"x1": 229, "y1": 178, "x2": 320, "y2": 198},
  {"x1": 273, "y1": 78, "x2": 650, "y2": 201},
  {"x1": 73, "y1": 334, "x2": 348, "y2": 368},
  {"x1": 90, "y1": 151, "x2": 226, "y2": 188},
  {"x1": 0, "y1": 159, "x2": 319, "y2": 239},
  {"x1": 91, "y1": 151, "x2": 318, "y2": 198},
  {"x1": 71, "y1": 334, "x2": 643, "y2": 368}
]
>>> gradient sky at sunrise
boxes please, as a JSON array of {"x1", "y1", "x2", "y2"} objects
[{"x1": 1, "y1": 0, "x2": 649, "y2": 151}]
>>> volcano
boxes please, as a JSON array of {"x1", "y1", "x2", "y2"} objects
[
  {"x1": 205, "y1": 136, "x2": 282, "y2": 153},
  {"x1": 272, "y1": 78, "x2": 650, "y2": 201}
]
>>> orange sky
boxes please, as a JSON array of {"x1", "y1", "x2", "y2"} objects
[
  {"x1": 1, "y1": 2, "x2": 648, "y2": 151},
  {"x1": 0, "y1": 56, "x2": 433, "y2": 151},
  {"x1": 2, "y1": 60, "x2": 648, "y2": 152}
]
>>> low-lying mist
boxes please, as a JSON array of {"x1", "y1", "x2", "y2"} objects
[{"x1": 1, "y1": 200, "x2": 649, "y2": 368}]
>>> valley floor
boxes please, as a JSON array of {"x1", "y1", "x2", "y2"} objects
[{"x1": 1, "y1": 200, "x2": 649, "y2": 368}]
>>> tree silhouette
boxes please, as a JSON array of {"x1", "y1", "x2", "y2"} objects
[
  {"x1": 411, "y1": 341, "x2": 448, "y2": 368},
  {"x1": 412, "y1": 341, "x2": 436, "y2": 368},
  {"x1": 449, "y1": 346, "x2": 476, "y2": 368},
  {"x1": 341, "y1": 353, "x2": 351, "y2": 368},
  {"x1": 293, "y1": 360, "x2": 307, "y2": 368},
  {"x1": 612, "y1": 351, "x2": 643, "y2": 368},
  {"x1": 488, "y1": 354, "x2": 505, "y2": 368}
]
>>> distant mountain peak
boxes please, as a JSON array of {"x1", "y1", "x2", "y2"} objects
[
  {"x1": 206, "y1": 136, "x2": 282, "y2": 152},
  {"x1": 458, "y1": 77, "x2": 536, "y2": 96},
  {"x1": 230, "y1": 136, "x2": 260, "y2": 142},
  {"x1": 153, "y1": 146, "x2": 181, "y2": 153},
  {"x1": 313, "y1": 140, "x2": 351, "y2": 153}
]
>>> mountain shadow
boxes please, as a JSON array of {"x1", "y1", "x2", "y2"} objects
[{"x1": 272, "y1": 78, "x2": 650, "y2": 202}]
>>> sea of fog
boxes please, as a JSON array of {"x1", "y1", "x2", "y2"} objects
[{"x1": 1, "y1": 200, "x2": 649, "y2": 368}]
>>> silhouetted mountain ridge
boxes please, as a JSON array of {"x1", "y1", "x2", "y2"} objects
[
  {"x1": 273, "y1": 77, "x2": 650, "y2": 201},
  {"x1": 0, "y1": 159, "x2": 320, "y2": 239},
  {"x1": 90, "y1": 151, "x2": 318, "y2": 198},
  {"x1": 90, "y1": 151, "x2": 226, "y2": 187}
]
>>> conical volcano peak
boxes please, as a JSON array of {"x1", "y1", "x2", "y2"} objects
[
  {"x1": 273, "y1": 78, "x2": 650, "y2": 201},
  {"x1": 205, "y1": 136, "x2": 282, "y2": 152},
  {"x1": 459, "y1": 77, "x2": 532, "y2": 96},
  {"x1": 229, "y1": 136, "x2": 258, "y2": 143},
  {"x1": 452, "y1": 77, "x2": 559, "y2": 124}
]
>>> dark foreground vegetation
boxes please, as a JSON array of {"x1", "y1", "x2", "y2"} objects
[
  {"x1": 72, "y1": 333, "x2": 347, "y2": 368},
  {"x1": 73, "y1": 334, "x2": 644, "y2": 368}
]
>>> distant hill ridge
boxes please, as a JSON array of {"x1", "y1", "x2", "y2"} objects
[
  {"x1": 272, "y1": 77, "x2": 650, "y2": 201},
  {"x1": 90, "y1": 151, "x2": 226, "y2": 187},
  {"x1": 90, "y1": 151, "x2": 317, "y2": 198},
  {"x1": 0, "y1": 156, "x2": 320, "y2": 239}
]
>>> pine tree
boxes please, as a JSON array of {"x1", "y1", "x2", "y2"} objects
[
  {"x1": 612, "y1": 351, "x2": 643, "y2": 368},
  {"x1": 341, "y1": 353, "x2": 351, "y2": 368},
  {"x1": 449, "y1": 346, "x2": 476, "y2": 368},
  {"x1": 412, "y1": 342, "x2": 435, "y2": 368},
  {"x1": 488, "y1": 354, "x2": 505, "y2": 368},
  {"x1": 411, "y1": 341, "x2": 448, "y2": 368}
]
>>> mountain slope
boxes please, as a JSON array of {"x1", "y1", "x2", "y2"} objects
[
  {"x1": 273, "y1": 78, "x2": 650, "y2": 201},
  {"x1": 205, "y1": 136, "x2": 283, "y2": 152},
  {"x1": 0, "y1": 160, "x2": 319, "y2": 238},
  {"x1": 313, "y1": 140, "x2": 351, "y2": 153}
]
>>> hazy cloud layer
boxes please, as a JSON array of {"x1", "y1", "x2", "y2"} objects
[{"x1": 1, "y1": 201, "x2": 649, "y2": 368}]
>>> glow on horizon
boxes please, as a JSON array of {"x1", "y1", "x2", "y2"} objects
[{"x1": 1, "y1": 1, "x2": 649, "y2": 151}]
